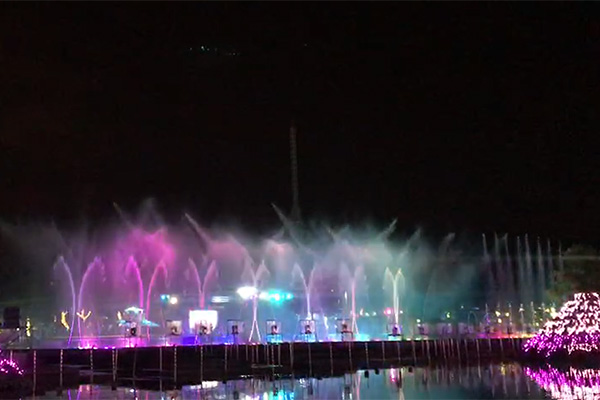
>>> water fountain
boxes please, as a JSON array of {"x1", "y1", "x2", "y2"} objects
[
  {"x1": 383, "y1": 266, "x2": 405, "y2": 327},
  {"x1": 187, "y1": 259, "x2": 219, "y2": 309},
  {"x1": 53, "y1": 257, "x2": 76, "y2": 346},
  {"x1": 0, "y1": 201, "x2": 574, "y2": 349},
  {"x1": 291, "y1": 263, "x2": 318, "y2": 320},
  {"x1": 339, "y1": 263, "x2": 365, "y2": 337},
  {"x1": 242, "y1": 260, "x2": 271, "y2": 342}
]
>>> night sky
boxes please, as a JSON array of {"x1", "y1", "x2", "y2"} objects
[{"x1": 1, "y1": 3, "x2": 599, "y2": 240}]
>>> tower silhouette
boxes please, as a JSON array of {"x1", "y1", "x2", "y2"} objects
[{"x1": 289, "y1": 120, "x2": 301, "y2": 222}]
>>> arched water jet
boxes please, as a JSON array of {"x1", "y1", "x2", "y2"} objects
[
  {"x1": 291, "y1": 263, "x2": 318, "y2": 319},
  {"x1": 188, "y1": 259, "x2": 203, "y2": 309},
  {"x1": 188, "y1": 259, "x2": 219, "y2": 309},
  {"x1": 124, "y1": 256, "x2": 144, "y2": 309},
  {"x1": 242, "y1": 259, "x2": 270, "y2": 342},
  {"x1": 146, "y1": 260, "x2": 168, "y2": 335},
  {"x1": 53, "y1": 256, "x2": 76, "y2": 346}
]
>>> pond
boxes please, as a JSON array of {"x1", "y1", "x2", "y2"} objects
[{"x1": 24, "y1": 362, "x2": 561, "y2": 400}]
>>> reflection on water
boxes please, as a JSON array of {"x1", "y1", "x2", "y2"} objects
[
  {"x1": 525, "y1": 365, "x2": 600, "y2": 400},
  {"x1": 28, "y1": 364, "x2": 552, "y2": 400}
]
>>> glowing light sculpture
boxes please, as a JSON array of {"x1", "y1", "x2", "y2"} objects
[
  {"x1": 524, "y1": 292, "x2": 600, "y2": 357},
  {"x1": 0, "y1": 351, "x2": 23, "y2": 376}
]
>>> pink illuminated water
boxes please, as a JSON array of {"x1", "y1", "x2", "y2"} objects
[{"x1": 77, "y1": 257, "x2": 104, "y2": 338}]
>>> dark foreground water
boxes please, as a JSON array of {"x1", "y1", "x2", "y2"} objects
[{"x1": 26, "y1": 363, "x2": 555, "y2": 400}]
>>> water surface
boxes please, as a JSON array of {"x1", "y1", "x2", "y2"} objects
[{"x1": 29, "y1": 363, "x2": 550, "y2": 400}]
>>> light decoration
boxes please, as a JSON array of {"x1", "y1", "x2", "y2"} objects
[
  {"x1": 524, "y1": 292, "x2": 600, "y2": 357},
  {"x1": 237, "y1": 286, "x2": 258, "y2": 300},
  {"x1": 60, "y1": 311, "x2": 70, "y2": 330},
  {"x1": 525, "y1": 365, "x2": 600, "y2": 400},
  {"x1": 76, "y1": 309, "x2": 92, "y2": 322},
  {"x1": 0, "y1": 354, "x2": 23, "y2": 376}
]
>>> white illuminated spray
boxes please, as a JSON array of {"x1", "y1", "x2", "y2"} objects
[
  {"x1": 383, "y1": 267, "x2": 405, "y2": 325},
  {"x1": 291, "y1": 263, "x2": 318, "y2": 319},
  {"x1": 188, "y1": 259, "x2": 219, "y2": 309},
  {"x1": 242, "y1": 259, "x2": 270, "y2": 342},
  {"x1": 340, "y1": 263, "x2": 364, "y2": 335}
]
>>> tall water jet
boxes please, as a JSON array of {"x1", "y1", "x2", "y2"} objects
[
  {"x1": 525, "y1": 235, "x2": 534, "y2": 305},
  {"x1": 546, "y1": 239, "x2": 554, "y2": 290},
  {"x1": 146, "y1": 260, "x2": 169, "y2": 334},
  {"x1": 383, "y1": 267, "x2": 405, "y2": 325},
  {"x1": 125, "y1": 256, "x2": 144, "y2": 309},
  {"x1": 291, "y1": 263, "x2": 318, "y2": 319},
  {"x1": 516, "y1": 236, "x2": 527, "y2": 307},
  {"x1": 558, "y1": 241, "x2": 565, "y2": 274},
  {"x1": 77, "y1": 257, "x2": 104, "y2": 338},
  {"x1": 339, "y1": 263, "x2": 365, "y2": 335},
  {"x1": 53, "y1": 256, "x2": 76, "y2": 346},
  {"x1": 483, "y1": 234, "x2": 495, "y2": 305},
  {"x1": 503, "y1": 234, "x2": 515, "y2": 306},
  {"x1": 493, "y1": 233, "x2": 503, "y2": 305}
]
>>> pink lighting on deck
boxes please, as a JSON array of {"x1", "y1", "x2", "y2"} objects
[
  {"x1": 524, "y1": 292, "x2": 600, "y2": 357},
  {"x1": 0, "y1": 352, "x2": 23, "y2": 376}
]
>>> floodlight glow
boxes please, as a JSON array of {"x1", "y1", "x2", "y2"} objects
[
  {"x1": 189, "y1": 310, "x2": 218, "y2": 332},
  {"x1": 237, "y1": 286, "x2": 258, "y2": 300},
  {"x1": 169, "y1": 296, "x2": 178, "y2": 305}
]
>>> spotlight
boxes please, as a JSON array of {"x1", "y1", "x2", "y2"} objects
[{"x1": 169, "y1": 296, "x2": 178, "y2": 305}]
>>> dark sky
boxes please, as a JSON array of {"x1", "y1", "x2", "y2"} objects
[{"x1": 1, "y1": 3, "x2": 599, "y2": 240}]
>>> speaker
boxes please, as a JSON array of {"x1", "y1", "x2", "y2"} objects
[{"x1": 3, "y1": 307, "x2": 20, "y2": 329}]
